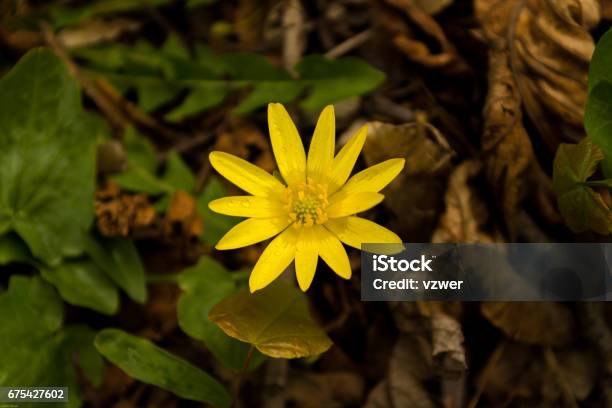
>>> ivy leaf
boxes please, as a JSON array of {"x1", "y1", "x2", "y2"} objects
[
  {"x1": 0, "y1": 276, "x2": 101, "y2": 407},
  {"x1": 41, "y1": 259, "x2": 120, "y2": 315},
  {"x1": 197, "y1": 177, "x2": 241, "y2": 245},
  {"x1": 584, "y1": 81, "x2": 612, "y2": 178},
  {"x1": 552, "y1": 138, "x2": 612, "y2": 234},
  {"x1": 297, "y1": 55, "x2": 385, "y2": 111},
  {"x1": 95, "y1": 328, "x2": 230, "y2": 408},
  {"x1": 177, "y1": 257, "x2": 265, "y2": 370},
  {"x1": 209, "y1": 280, "x2": 333, "y2": 358},
  {"x1": 0, "y1": 49, "x2": 97, "y2": 266},
  {"x1": 83, "y1": 234, "x2": 147, "y2": 304}
]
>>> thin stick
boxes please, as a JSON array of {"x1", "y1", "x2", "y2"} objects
[
  {"x1": 41, "y1": 22, "x2": 127, "y2": 130},
  {"x1": 325, "y1": 29, "x2": 372, "y2": 59}
]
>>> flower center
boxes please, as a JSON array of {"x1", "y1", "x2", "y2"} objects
[{"x1": 284, "y1": 180, "x2": 328, "y2": 227}]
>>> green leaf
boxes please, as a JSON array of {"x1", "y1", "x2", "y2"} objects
[
  {"x1": 162, "y1": 151, "x2": 197, "y2": 191},
  {"x1": 552, "y1": 138, "x2": 612, "y2": 234},
  {"x1": 41, "y1": 259, "x2": 120, "y2": 315},
  {"x1": 123, "y1": 127, "x2": 158, "y2": 172},
  {"x1": 112, "y1": 166, "x2": 174, "y2": 195},
  {"x1": 49, "y1": 0, "x2": 174, "y2": 28},
  {"x1": 95, "y1": 328, "x2": 230, "y2": 407},
  {"x1": 177, "y1": 257, "x2": 264, "y2": 370},
  {"x1": 0, "y1": 48, "x2": 97, "y2": 265},
  {"x1": 588, "y1": 28, "x2": 612, "y2": 91},
  {"x1": 197, "y1": 177, "x2": 241, "y2": 245},
  {"x1": 84, "y1": 234, "x2": 147, "y2": 303},
  {"x1": 297, "y1": 55, "x2": 385, "y2": 111},
  {"x1": 209, "y1": 280, "x2": 333, "y2": 359},
  {"x1": 584, "y1": 81, "x2": 612, "y2": 177},
  {"x1": 165, "y1": 85, "x2": 229, "y2": 121},
  {"x1": 0, "y1": 233, "x2": 33, "y2": 266},
  {"x1": 77, "y1": 44, "x2": 384, "y2": 116},
  {"x1": 0, "y1": 276, "x2": 97, "y2": 407}
]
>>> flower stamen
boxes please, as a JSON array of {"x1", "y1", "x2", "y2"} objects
[{"x1": 284, "y1": 179, "x2": 328, "y2": 228}]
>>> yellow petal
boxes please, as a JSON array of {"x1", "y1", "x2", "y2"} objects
[
  {"x1": 326, "y1": 192, "x2": 384, "y2": 218},
  {"x1": 340, "y1": 158, "x2": 405, "y2": 195},
  {"x1": 328, "y1": 124, "x2": 368, "y2": 193},
  {"x1": 307, "y1": 105, "x2": 335, "y2": 183},
  {"x1": 216, "y1": 217, "x2": 290, "y2": 250},
  {"x1": 209, "y1": 196, "x2": 283, "y2": 218},
  {"x1": 268, "y1": 103, "x2": 306, "y2": 185},
  {"x1": 324, "y1": 216, "x2": 402, "y2": 250},
  {"x1": 249, "y1": 228, "x2": 298, "y2": 292},
  {"x1": 209, "y1": 151, "x2": 284, "y2": 197},
  {"x1": 295, "y1": 228, "x2": 318, "y2": 291},
  {"x1": 315, "y1": 226, "x2": 351, "y2": 279}
]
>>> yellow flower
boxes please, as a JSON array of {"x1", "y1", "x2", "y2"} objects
[{"x1": 209, "y1": 103, "x2": 404, "y2": 292}]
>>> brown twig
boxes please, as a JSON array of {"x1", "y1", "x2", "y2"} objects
[{"x1": 41, "y1": 22, "x2": 128, "y2": 130}]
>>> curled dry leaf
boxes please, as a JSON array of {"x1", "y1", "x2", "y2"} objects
[
  {"x1": 481, "y1": 302, "x2": 575, "y2": 346},
  {"x1": 478, "y1": 43, "x2": 539, "y2": 237},
  {"x1": 95, "y1": 182, "x2": 156, "y2": 237},
  {"x1": 475, "y1": 0, "x2": 600, "y2": 150},
  {"x1": 363, "y1": 121, "x2": 454, "y2": 241},
  {"x1": 380, "y1": 0, "x2": 469, "y2": 73},
  {"x1": 364, "y1": 335, "x2": 438, "y2": 408},
  {"x1": 431, "y1": 159, "x2": 501, "y2": 243}
]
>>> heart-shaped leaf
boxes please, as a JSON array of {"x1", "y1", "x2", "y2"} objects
[
  {"x1": 0, "y1": 48, "x2": 96, "y2": 266},
  {"x1": 95, "y1": 328, "x2": 230, "y2": 408},
  {"x1": 552, "y1": 138, "x2": 612, "y2": 234},
  {"x1": 0, "y1": 276, "x2": 103, "y2": 407},
  {"x1": 209, "y1": 280, "x2": 332, "y2": 358}
]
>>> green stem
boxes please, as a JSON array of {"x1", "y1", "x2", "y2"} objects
[{"x1": 581, "y1": 179, "x2": 612, "y2": 188}]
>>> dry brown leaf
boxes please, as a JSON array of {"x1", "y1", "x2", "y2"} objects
[
  {"x1": 364, "y1": 335, "x2": 438, "y2": 408},
  {"x1": 481, "y1": 302, "x2": 575, "y2": 346},
  {"x1": 475, "y1": 0, "x2": 600, "y2": 150},
  {"x1": 381, "y1": 0, "x2": 469, "y2": 73},
  {"x1": 213, "y1": 120, "x2": 275, "y2": 173},
  {"x1": 284, "y1": 371, "x2": 365, "y2": 407},
  {"x1": 476, "y1": 342, "x2": 597, "y2": 406},
  {"x1": 95, "y1": 182, "x2": 156, "y2": 237},
  {"x1": 431, "y1": 159, "x2": 501, "y2": 243},
  {"x1": 478, "y1": 44, "x2": 539, "y2": 237},
  {"x1": 392, "y1": 302, "x2": 467, "y2": 379},
  {"x1": 363, "y1": 121, "x2": 454, "y2": 241}
]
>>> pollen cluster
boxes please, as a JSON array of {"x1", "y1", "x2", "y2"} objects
[{"x1": 284, "y1": 179, "x2": 329, "y2": 227}]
